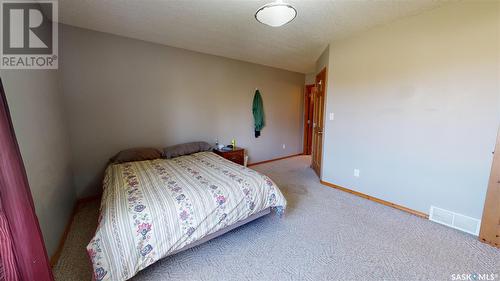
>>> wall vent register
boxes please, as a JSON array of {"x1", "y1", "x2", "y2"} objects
[{"x1": 429, "y1": 206, "x2": 481, "y2": 236}]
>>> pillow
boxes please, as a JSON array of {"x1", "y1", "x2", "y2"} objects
[
  {"x1": 110, "y1": 147, "x2": 162, "y2": 164},
  {"x1": 163, "y1": 142, "x2": 212, "y2": 159}
]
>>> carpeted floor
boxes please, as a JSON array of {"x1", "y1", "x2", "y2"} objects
[{"x1": 53, "y1": 156, "x2": 499, "y2": 281}]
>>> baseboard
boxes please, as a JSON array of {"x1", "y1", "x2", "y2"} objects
[
  {"x1": 50, "y1": 194, "x2": 101, "y2": 267},
  {"x1": 248, "y1": 153, "x2": 303, "y2": 167},
  {"x1": 320, "y1": 180, "x2": 429, "y2": 219}
]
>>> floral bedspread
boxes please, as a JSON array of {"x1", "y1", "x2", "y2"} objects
[{"x1": 87, "y1": 151, "x2": 286, "y2": 281}]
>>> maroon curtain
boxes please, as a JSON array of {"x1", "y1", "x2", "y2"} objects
[
  {"x1": 0, "y1": 79, "x2": 53, "y2": 280},
  {"x1": 0, "y1": 201, "x2": 19, "y2": 281}
]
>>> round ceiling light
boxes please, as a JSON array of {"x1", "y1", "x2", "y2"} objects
[{"x1": 255, "y1": 0, "x2": 297, "y2": 27}]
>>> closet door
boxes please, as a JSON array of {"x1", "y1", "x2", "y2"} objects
[{"x1": 479, "y1": 129, "x2": 500, "y2": 247}]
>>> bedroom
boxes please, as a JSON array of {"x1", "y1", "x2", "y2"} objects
[{"x1": 0, "y1": 0, "x2": 498, "y2": 280}]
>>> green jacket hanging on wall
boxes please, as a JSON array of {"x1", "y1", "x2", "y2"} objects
[{"x1": 253, "y1": 89, "x2": 265, "y2": 138}]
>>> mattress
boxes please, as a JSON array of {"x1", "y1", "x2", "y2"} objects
[{"x1": 87, "y1": 151, "x2": 286, "y2": 281}]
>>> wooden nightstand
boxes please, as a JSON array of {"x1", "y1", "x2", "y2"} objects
[{"x1": 213, "y1": 147, "x2": 245, "y2": 165}]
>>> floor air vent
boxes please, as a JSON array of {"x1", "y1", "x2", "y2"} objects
[{"x1": 429, "y1": 206, "x2": 481, "y2": 236}]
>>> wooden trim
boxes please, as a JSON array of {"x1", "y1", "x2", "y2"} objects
[
  {"x1": 49, "y1": 204, "x2": 77, "y2": 267},
  {"x1": 320, "y1": 180, "x2": 429, "y2": 219},
  {"x1": 479, "y1": 127, "x2": 500, "y2": 247},
  {"x1": 479, "y1": 237, "x2": 500, "y2": 249},
  {"x1": 248, "y1": 153, "x2": 303, "y2": 167},
  {"x1": 311, "y1": 67, "x2": 327, "y2": 177},
  {"x1": 50, "y1": 195, "x2": 101, "y2": 267}
]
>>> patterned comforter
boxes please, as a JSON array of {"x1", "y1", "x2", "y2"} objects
[{"x1": 87, "y1": 151, "x2": 286, "y2": 281}]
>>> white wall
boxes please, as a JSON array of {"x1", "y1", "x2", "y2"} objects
[
  {"x1": 0, "y1": 70, "x2": 75, "y2": 256},
  {"x1": 321, "y1": 1, "x2": 499, "y2": 219},
  {"x1": 60, "y1": 26, "x2": 305, "y2": 197}
]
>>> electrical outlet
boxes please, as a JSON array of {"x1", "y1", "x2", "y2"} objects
[
  {"x1": 354, "y1": 169, "x2": 360, "y2": 177},
  {"x1": 282, "y1": 144, "x2": 286, "y2": 149}
]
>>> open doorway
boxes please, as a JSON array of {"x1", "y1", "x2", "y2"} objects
[{"x1": 303, "y1": 84, "x2": 315, "y2": 155}]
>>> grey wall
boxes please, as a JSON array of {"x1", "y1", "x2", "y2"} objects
[
  {"x1": 60, "y1": 26, "x2": 305, "y2": 197},
  {"x1": 321, "y1": 1, "x2": 499, "y2": 219},
  {"x1": 0, "y1": 70, "x2": 75, "y2": 257}
]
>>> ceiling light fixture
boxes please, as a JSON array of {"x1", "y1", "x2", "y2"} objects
[{"x1": 255, "y1": 0, "x2": 297, "y2": 27}]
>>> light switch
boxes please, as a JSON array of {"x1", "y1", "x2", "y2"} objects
[
  {"x1": 329, "y1": 113, "x2": 335, "y2": 121},
  {"x1": 354, "y1": 169, "x2": 360, "y2": 177}
]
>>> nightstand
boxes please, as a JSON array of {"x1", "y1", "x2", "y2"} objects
[{"x1": 213, "y1": 147, "x2": 245, "y2": 165}]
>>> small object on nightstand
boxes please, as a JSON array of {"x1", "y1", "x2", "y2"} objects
[
  {"x1": 213, "y1": 147, "x2": 245, "y2": 165},
  {"x1": 215, "y1": 138, "x2": 224, "y2": 150}
]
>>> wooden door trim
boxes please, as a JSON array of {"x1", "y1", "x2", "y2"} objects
[
  {"x1": 311, "y1": 67, "x2": 327, "y2": 177},
  {"x1": 479, "y1": 127, "x2": 500, "y2": 248},
  {"x1": 316, "y1": 67, "x2": 327, "y2": 97}
]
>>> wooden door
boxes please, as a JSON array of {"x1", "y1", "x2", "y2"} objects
[
  {"x1": 479, "y1": 128, "x2": 500, "y2": 248},
  {"x1": 303, "y1": 84, "x2": 314, "y2": 155},
  {"x1": 311, "y1": 68, "x2": 326, "y2": 177}
]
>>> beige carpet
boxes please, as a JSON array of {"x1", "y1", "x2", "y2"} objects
[{"x1": 53, "y1": 156, "x2": 499, "y2": 281}]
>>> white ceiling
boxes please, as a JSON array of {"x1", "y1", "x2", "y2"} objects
[{"x1": 58, "y1": 0, "x2": 450, "y2": 73}]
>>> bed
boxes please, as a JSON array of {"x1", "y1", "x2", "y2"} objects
[{"x1": 87, "y1": 151, "x2": 287, "y2": 281}]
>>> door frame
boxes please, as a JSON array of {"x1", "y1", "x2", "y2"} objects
[
  {"x1": 311, "y1": 67, "x2": 327, "y2": 177},
  {"x1": 479, "y1": 127, "x2": 500, "y2": 247},
  {"x1": 303, "y1": 84, "x2": 315, "y2": 155}
]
